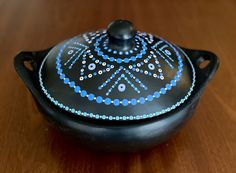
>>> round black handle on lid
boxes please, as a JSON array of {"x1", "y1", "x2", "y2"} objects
[{"x1": 107, "y1": 19, "x2": 136, "y2": 51}]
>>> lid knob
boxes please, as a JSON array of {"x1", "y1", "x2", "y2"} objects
[{"x1": 107, "y1": 19, "x2": 136, "y2": 51}]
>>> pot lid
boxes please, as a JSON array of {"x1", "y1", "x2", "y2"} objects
[{"x1": 39, "y1": 20, "x2": 196, "y2": 121}]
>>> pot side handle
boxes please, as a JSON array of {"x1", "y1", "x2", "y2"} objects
[
  {"x1": 14, "y1": 49, "x2": 51, "y2": 94},
  {"x1": 181, "y1": 48, "x2": 220, "y2": 88}
]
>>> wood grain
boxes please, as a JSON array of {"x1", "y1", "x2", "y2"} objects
[{"x1": 0, "y1": 0, "x2": 235, "y2": 172}]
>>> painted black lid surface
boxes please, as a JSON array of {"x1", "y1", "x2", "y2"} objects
[{"x1": 39, "y1": 20, "x2": 196, "y2": 121}]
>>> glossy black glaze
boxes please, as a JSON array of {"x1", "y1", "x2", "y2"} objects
[
  {"x1": 39, "y1": 19, "x2": 197, "y2": 121},
  {"x1": 107, "y1": 20, "x2": 136, "y2": 50},
  {"x1": 14, "y1": 47, "x2": 219, "y2": 151},
  {"x1": 41, "y1": 38, "x2": 194, "y2": 121}
]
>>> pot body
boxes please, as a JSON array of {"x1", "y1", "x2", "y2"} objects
[{"x1": 14, "y1": 47, "x2": 219, "y2": 151}]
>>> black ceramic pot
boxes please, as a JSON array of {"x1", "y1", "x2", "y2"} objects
[{"x1": 14, "y1": 20, "x2": 219, "y2": 151}]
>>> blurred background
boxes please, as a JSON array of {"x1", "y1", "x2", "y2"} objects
[{"x1": 0, "y1": 0, "x2": 235, "y2": 173}]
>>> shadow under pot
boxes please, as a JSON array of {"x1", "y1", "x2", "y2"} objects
[{"x1": 14, "y1": 20, "x2": 219, "y2": 151}]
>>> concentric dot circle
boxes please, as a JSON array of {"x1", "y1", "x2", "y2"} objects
[
  {"x1": 165, "y1": 49, "x2": 171, "y2": 55},
  {"x1": 68, "y1": 50, "x2": 74, "y2": 55},
  {"x1": 94, "y1": 34, "x2": 148, "y2": 63},
  {"x1": 88, "y1": 63, "x2": 96, "y2": 70},
  {"x1": 148, "y1": 63, "x2": 155, "y2": 70},
  {"x1": 118, "y1": 83, "x2": 126, "y2": 92}
]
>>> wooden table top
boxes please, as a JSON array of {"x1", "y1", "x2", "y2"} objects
[{"x1": 0, "y1": 0, "x2": 235, "y2": 172}]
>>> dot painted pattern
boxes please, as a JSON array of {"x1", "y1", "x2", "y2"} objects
[{"x1": 39, "y1": 30, "x2": 196, "y2": 121}]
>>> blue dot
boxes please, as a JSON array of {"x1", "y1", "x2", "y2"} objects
[
  {"x1": 113, "y1": 99, "x2": 120, "y2": 106},
  {"x1": 177, "y1": 71, "x2": 181, "y2": 76},
  {"x1": 154, "y1": 91, "x2": 160, "y2": 98},
  {"x1": 98, "y1": 51, "x2": 103, "y2": 56},
  {"x1": 124, "y1": 58, "x2": 129, "y2": 63},
  {"x1": 171, "y1": 80, "x2": 176, "y2": 86},
  {"x1": 160, "y1": 88, "x2": 166, "y2": 94},
  {"x1": 117, "y1": 58, "x2": 122, "y2": 63},
  {"x1": 80, "y1": 90, "x2": 87, "y2": 97},
  {"x1": 104, "y1": 98, "x2": 111, "y2": 105},
  {"x1": 60, "y1": 74, "x2": 65, "y2": 79},
  {"x1": 137, "y1": 54, "x2": 142, "y2": 58},
  {"x1": 139, "y1": 97, "x2": 145, "y2": 104},
  {"x1": 131, "y1": 99, "x2": 137, "y2": 105},
  {"x1": 103, "y1": 55, "x2": 108, "y2": 59},
  {"x1": 96, "y1": 96, "x2": 103, "y2": 103},
  {"x1": 141, "y1": 50, "x2": 146, "y2": 54},
  {"x1": 64, "y1": 78, "x2": 69, "y2": 84},
  {"x1": 175, "y1": 76, "x2": 180, "y2": 81},
  {"x1": 147, "y1": 95, "x2": 153, "y2": 101},
  {"x1": 74, "y1": 86, "x2": 80, "y2": 93},
  {"x1": 88, "y1": 94, "x2": 94, "y2": 101},
  {"x1": 69, "y1": 81, "x2": 75, "y2": 87},
  {"x1": 113, "y1": 50, "x2": 117, "y2": 54},
  {"x1": 110, "y1": 57, "x2": 114, "y2": 61},
  {"x1": 166, "y1": 84, "x2": 171, "y2": 90},
  {"x1": 56, "y1": 64, "x2": 61, "y2": 68},
  {"x1": 122, "y1": 99, "x2": 129, "y2": 106},
  {"x1": 131, "y1": 56, "x2": 136, "y2": 61}
]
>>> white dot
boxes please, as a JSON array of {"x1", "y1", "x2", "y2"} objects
[
  {"x1": 148, "y1": 63, "x2": 155, "y2": 70},
  {"x1": 88, "y1": 63, "x2": 96, "y2": 70},
  {"x1": 68, "y1": 50, "x2": 73, "y2": 55},
  {"x1": 118, "y1": 83, "x2": 126, "y2": 92},
  {"x1": 165, "y1": 49, "x2": 171, "y2": 55}
]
